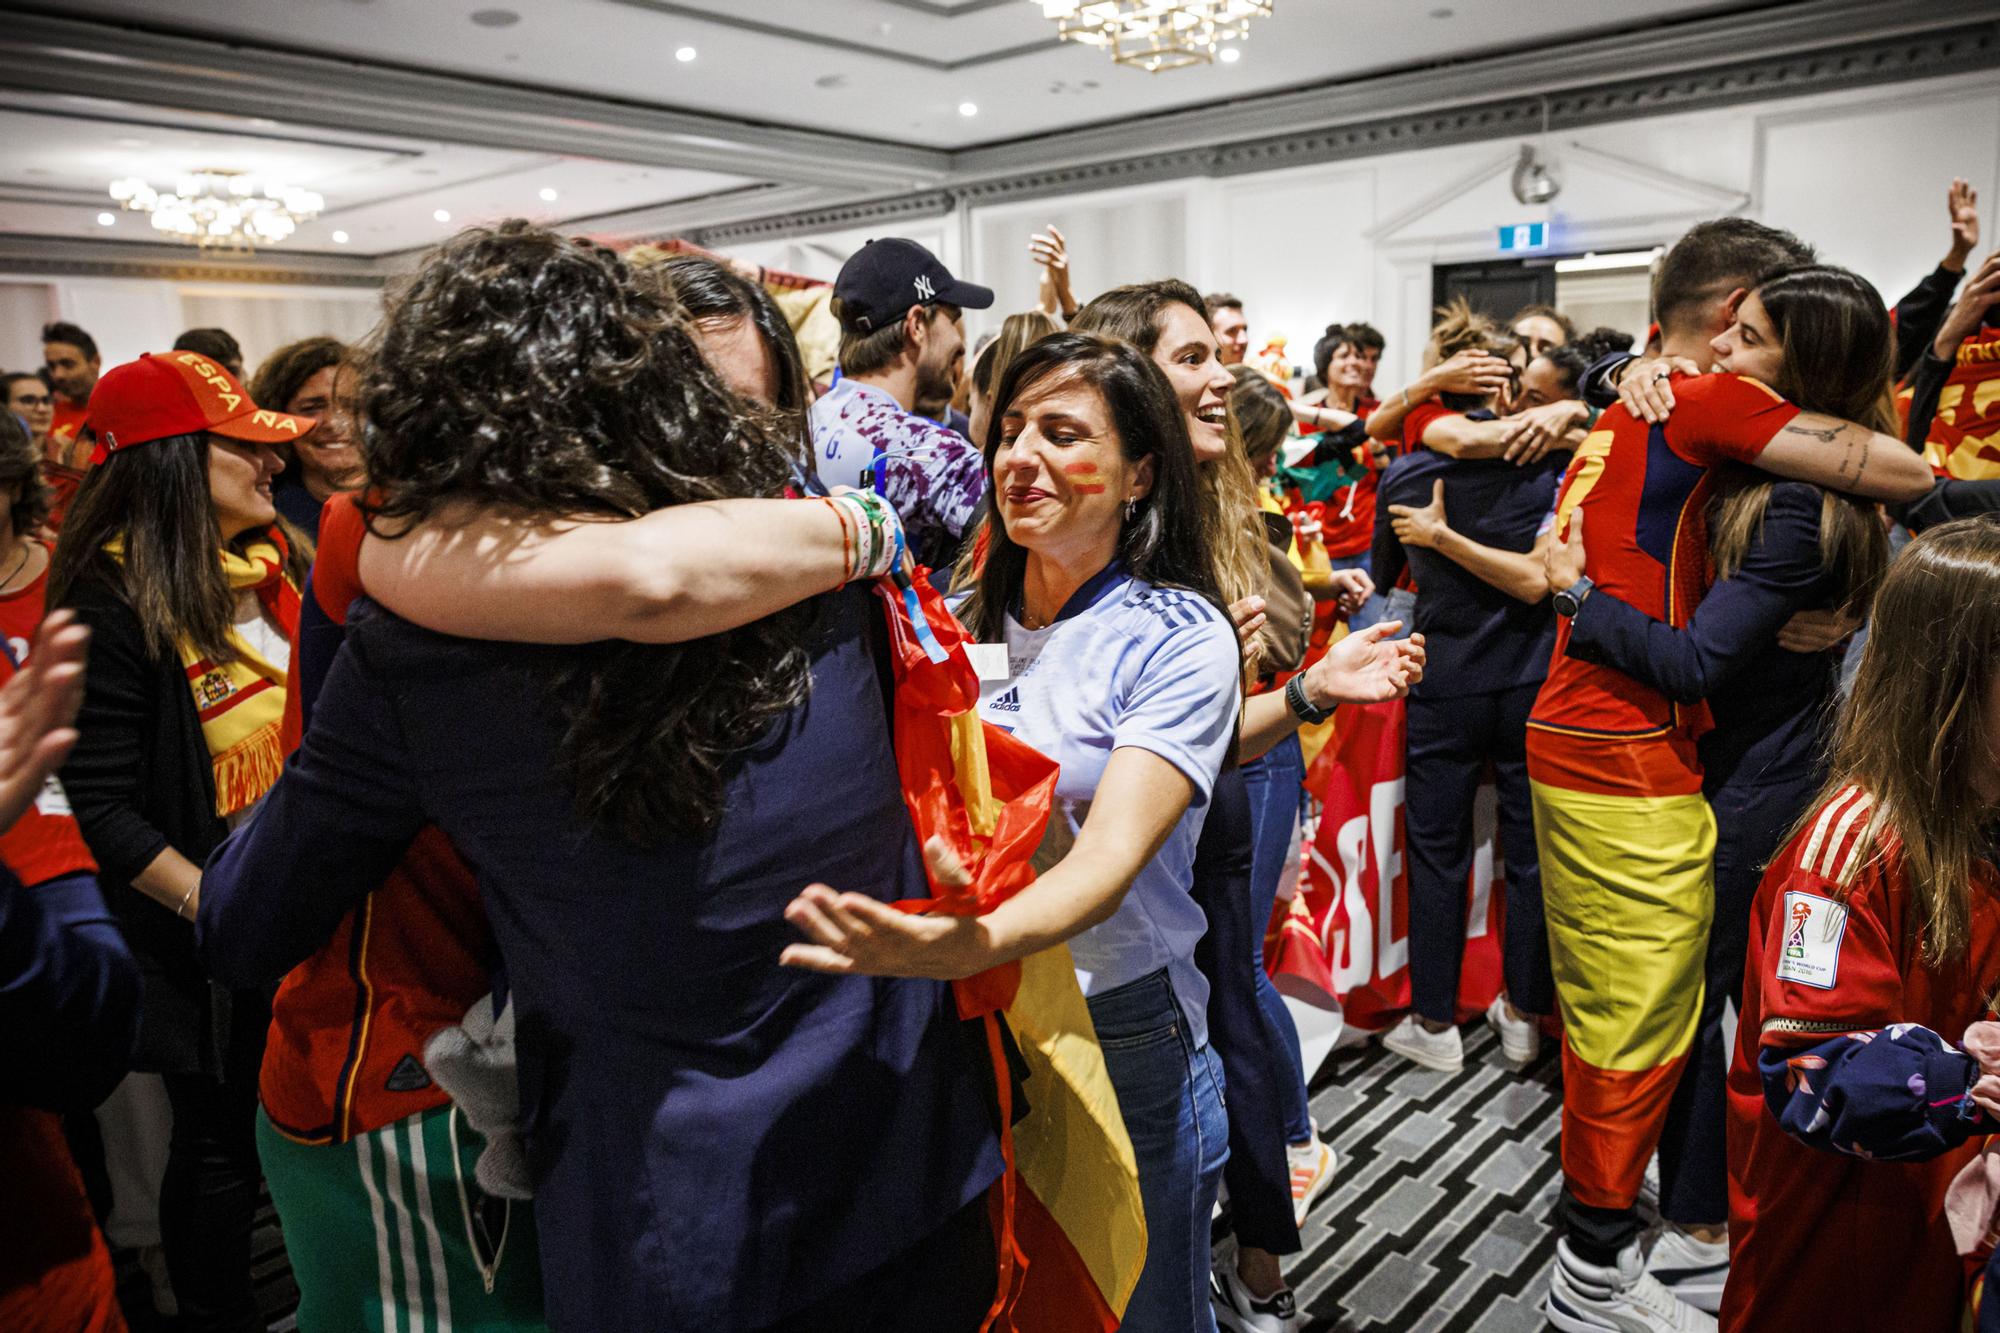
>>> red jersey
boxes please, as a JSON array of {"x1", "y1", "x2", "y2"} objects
[
  {"x1": 47, "y1": 400, "x2": 86, "y2": 455},
  {"x1": 1317, "y1": 396, "x2": 1382, "y2": 557},
  {"x1": 0, "y1": 1107, "x2": 123, "y2": 1332},
  {"x1": 1912, "y1": 324, "x2": 2000, "y2": 480},
  {"x1": 260, "y1": 495, "x2": 495, "y2": 1143},
  {"x1": 0, "y1": 555, "x2": 94, "y2": 888},
  {"x1": 1724, "y1": 785, "x2": 2000, "y2": 1333},
  {"x1": 1526, "y1": 374, "x2": 1799, "y2": 796}
]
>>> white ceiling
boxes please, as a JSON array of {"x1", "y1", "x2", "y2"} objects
[
  {"x1": 45, "y1": 0, "x2": 1769, "y2": 149},
  {"x1": 0, "y1": 105, "x2": 755, "y2": 255}
]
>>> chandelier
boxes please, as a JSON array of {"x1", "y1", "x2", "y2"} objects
[
  {"x1": 107, "y1": 170, "x2": 325, "y2": 250},
  {"x1": 1034, "y1": 1, "x2": 1273, "y2": 73}
]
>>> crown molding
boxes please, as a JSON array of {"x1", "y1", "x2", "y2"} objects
[
  {"x1": 699, "y1": 5, "x2": 2000, "y2": 239},
  {"x1": 690, "y1": 190, "x2": 958, "y2": 248},
  {"x1": 0, "y1": 10, "x2": 951, "y2": 192},
  {"x1": 0, "y1": 235, "x2": 392, "y2": 287}
]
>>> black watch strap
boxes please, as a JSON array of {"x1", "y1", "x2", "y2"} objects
[{"x1": 1286, "y1": 672, "x2": 1335, "y2": 725}]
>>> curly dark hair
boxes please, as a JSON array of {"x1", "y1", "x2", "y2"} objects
[{"x1": 358, "y1": 220, "x2": 813, "y2": 844}]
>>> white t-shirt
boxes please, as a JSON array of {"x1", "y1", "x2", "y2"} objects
[{"x1": 970, "y1": 563, "x2": 1240, "y2": 1047}]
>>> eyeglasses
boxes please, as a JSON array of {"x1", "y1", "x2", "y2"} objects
[{"x1": 9, "y1": 393, "x2": 51, "y2": 408}]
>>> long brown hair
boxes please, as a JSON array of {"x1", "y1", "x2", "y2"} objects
[
  {"x1": 1228, "y1": 366, "x2": 1292, "y2": 473},
  {"x1": 957, "y1": 334, "x2": 1222, "y2": 642},
  {"x1": 50, "y1": 434, "x2": 311, "y2": 662},
  {"x1": 1709, "y1": 265, "x2": 1894, "y2": 615},
  {"x1": 1804, "y1": 516, "x2": 2000, "y2": 967},
  {"x1": 1070, "y1": 280, "x2": 1267, "y2": 656}
]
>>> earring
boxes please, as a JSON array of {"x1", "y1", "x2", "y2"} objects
[{"x1": 1123, "y1": 497, "x2": 1137, "y2": 523}]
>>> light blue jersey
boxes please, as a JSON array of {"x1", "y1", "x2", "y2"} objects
[{"x1": 971, "y1": 562, "x2": 1240, "y2": 1046}]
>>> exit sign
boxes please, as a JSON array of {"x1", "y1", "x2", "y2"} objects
[{"x1": 1498, "y1": 222, "x2": 1548, "y2": 253}]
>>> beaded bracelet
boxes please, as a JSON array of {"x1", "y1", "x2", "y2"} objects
[{"x1": 824, "y1": 491, "x2": 904, "y2": 581}]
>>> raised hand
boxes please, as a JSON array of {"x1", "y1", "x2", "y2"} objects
[
  {"x1": 0, "y1": 611, "x2": 87, "y2": 832},
  {"x1": 1949, "y1": 178, "x2": 1982, "y2": 268},
  {"x1": 1934, "y1": 251, "x2": 2000, "y2": 359},
  {"x1": 1029, "y1": 225, "x2": 1075, "y2": 318}
]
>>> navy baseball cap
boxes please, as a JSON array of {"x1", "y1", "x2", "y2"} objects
[{"x1": 833, "y1": 238, "x2": 993, "y2": 333}]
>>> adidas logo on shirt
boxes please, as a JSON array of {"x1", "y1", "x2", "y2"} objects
[{"x1": 989, "y1": 687, "x2": 1022, "y2": 713}]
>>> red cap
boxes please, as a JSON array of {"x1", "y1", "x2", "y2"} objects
[{"x1": 86, "y1": 351, "x2": 316, "y2": 465}]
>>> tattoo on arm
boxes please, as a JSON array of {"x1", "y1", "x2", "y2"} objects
[{"x1": 1782, "y1": 423, "x2": 1842, "y2": 444}]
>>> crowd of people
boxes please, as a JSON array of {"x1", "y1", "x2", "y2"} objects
[{"x1": 3, "y1": 170, "x2": 2000, "y2": 1333}]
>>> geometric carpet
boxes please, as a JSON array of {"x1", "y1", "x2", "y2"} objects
[
  {"x1": 1282, "y1": 1021, "x2": 1566, "y2": 1332},
  {"x1": 117, "y1": 1019, "x2": 1569, "y2": 1333}
]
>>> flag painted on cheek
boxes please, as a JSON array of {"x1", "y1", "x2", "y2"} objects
[{"x1": 1061, "y1": 462, "x2": 1107, "y2": 495}]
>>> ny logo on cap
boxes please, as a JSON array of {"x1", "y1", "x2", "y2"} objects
[{"x1": 913, "y1": 274, "x2": 936, "y2": 301}]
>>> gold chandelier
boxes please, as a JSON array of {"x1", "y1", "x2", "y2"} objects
[
  {"x1": 1034, "y1": 1, "x2": 1273, "y2": 73},
  {"x1": 107, "y1": 170, "x2": 324, "y2": 251}
]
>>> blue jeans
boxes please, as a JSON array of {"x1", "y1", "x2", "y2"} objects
[
  {"x1": 1239, "y1": 736, "x2": 1314, "y2": 1146},
  {"x1": 1088, "y1": 970, "x2": 1229, "y2": 1333},
  {"x1": 1329, "y1": 552, "x2": 1392, "y2": 632}
]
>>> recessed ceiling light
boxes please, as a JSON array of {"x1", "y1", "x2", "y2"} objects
[
  {"x1": 958, "y1": 101, "x2": 979, "y2": 117},
  {"x1": 96, "y1": 212, "x2": 115, "y2": 226},
  {"x1": 675, "y1": 46, "x2": 697, "y2": 62},
  {"x1": 1218, "y1": 46, "x2": 1241, "y2": 63},
  {"x1": 331, "y1": 229, "x2": 350, "y2": 243},
  {"x1": 434, "y1": 209, "x2": 452, "y2": 222},
  {"x1": 470, "y1": 8, "x2": 520, "y2": 27},
  {"x1": 538, "y1": 187, "x2": 558, "y2": 202},
  {"x1": 1428, "y1": 5, "x2": 1454, "y2": 15},
  {"x1": 814, "y1": 73, "x2": 847, "y2": 89}
]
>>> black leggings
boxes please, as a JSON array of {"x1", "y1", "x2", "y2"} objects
[{"x1": 158, "y1": 1022, "x2": 265, "y2": 1333}]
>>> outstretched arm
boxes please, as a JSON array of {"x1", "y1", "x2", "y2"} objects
[{"x1": 356, "y1": 494, "x2": 898, "y2": 646}]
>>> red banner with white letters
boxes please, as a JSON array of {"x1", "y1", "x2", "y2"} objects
[{"x1": 1267, "y1": 698, "x2": 1508, "y2": 1033}]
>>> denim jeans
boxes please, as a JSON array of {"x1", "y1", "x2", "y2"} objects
[
  {"x1": 1088, "y1": 970, "x2": 1230, "y2": 1333},
  {"x1": 1329, "y1": 552, "x2": 1392, "y2": 632},
  {"x1": 1239, "y1": 735, "x2": 1314, "y2": 1146}
]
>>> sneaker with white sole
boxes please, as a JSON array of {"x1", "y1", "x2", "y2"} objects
[
  {"x1": 1644, "y1": 1226, "x2": 1728, "y2": 1314},
  {"x1": 1210, "y1": 1263, "x2": 1301, "y2": 1333},
  {"x1": 1287, "y1": 1136, "x2": 1336, "y2": 1227},
  {"x1": 1546, "y1": 1236, "x2": 1717, "y2": 1332},
  {"x1": 1381, "y1": 1013, "x2": 1464, "y2": 1072},
  {"x1": 1485, "y1": 993, "x2": 1541, "y2": 1064}
]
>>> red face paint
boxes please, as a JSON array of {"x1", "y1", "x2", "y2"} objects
[{"x1": 1061, "y1": 461, "x2": 1107, "y2": 494}]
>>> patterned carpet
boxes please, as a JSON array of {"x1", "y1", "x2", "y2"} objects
[{"x1": 1279, "y1": 1021, "x2": 1567, "y2": 1333}]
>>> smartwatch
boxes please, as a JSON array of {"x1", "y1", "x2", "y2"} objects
[
  {"x1": 1552, "y1": 574, "x2": 1595, "y2": 618},
  {"x1": 1285, "y1": 672, "x2": 1336, "y2": 725}
]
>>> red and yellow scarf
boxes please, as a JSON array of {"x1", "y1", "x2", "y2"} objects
[{"x1": 110, "y1": 531, "x2": 300, "y2": 817}]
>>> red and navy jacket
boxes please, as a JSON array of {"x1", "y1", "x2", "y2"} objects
[{"x1": 258, "y1": 493, "x2": 495, "y2": 1144}]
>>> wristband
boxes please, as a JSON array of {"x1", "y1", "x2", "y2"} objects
[{"x1": 1285, "y1": 672, "x2": 1335, "y2": 725}]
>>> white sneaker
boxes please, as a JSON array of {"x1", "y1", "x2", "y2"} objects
[
  {"x1": 1644, "y1": 1226, "x2": 1728, "y2": 1314},
  {"x1": 1287, "y1": 1136, "x2": 1336, "y2": 1227},
  {"x1": 1211, "y1": 1263, "x2": 1301, "y2": 1333},
  {"x1": 1381, "y1": 1014, "x2": 1464, "y2": 1072},
  {"x1": 1546, "y1": 1237, "x2": 1717, "y2": 1332},
  {"x1": 1485, "y1": 994, "x2": 1541, "y2": 1064},
  {"x1": 1636, "y1": 1153, "x2": 1662, "y2": 1222}
]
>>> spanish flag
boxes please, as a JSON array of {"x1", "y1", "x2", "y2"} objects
[{"x1": 874, "y1": 566, "x2": 1147, "y2": 1332}]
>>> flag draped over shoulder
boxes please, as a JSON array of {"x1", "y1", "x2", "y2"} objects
[{"x1": 873, "y1": 567, "x2": 1147, "y2": 1333}]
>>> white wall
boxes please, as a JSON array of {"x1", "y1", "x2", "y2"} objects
[
  {"x1": 0, "y1": 274, "x2": 383, "y2": 380},
  {"x1": 741, "y1": 69, "x2": 2000, "y2": 392}
]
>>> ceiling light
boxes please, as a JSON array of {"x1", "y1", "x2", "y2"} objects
[
  {"x1": 1032, "y1": 1, "x2": 1273, "y2": 74},
  {"x1": 108, "y1": 170, "x2": 323, "y2": 250},
  {"x1": 959, "y1": 101, "x2": 979, "y2": 117},
  {"x1": 538, "y1": 187, "x2": 558, "y2": 202},
  {"x1": 434, "y1": 209, "x2": 452, "y2": 222},
  {"x1": 675, "y1": 45, "x2": 697, "y2": 62},
  {"x1": 96, "y1": 212, "x2": 115, "y2": 226},
  {"x1": 331, "y1": 229, "x2": 350, "y2": 244},
  {"x1": 1554, "y1": 248, "x2": 1664, "y2": 274},
  {"x1": 470, "y1": 8, "x2": 520, "y2": 26},
  {"x1": 1218, "y1": 46, "x2": 1240, "y2": 62}
]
